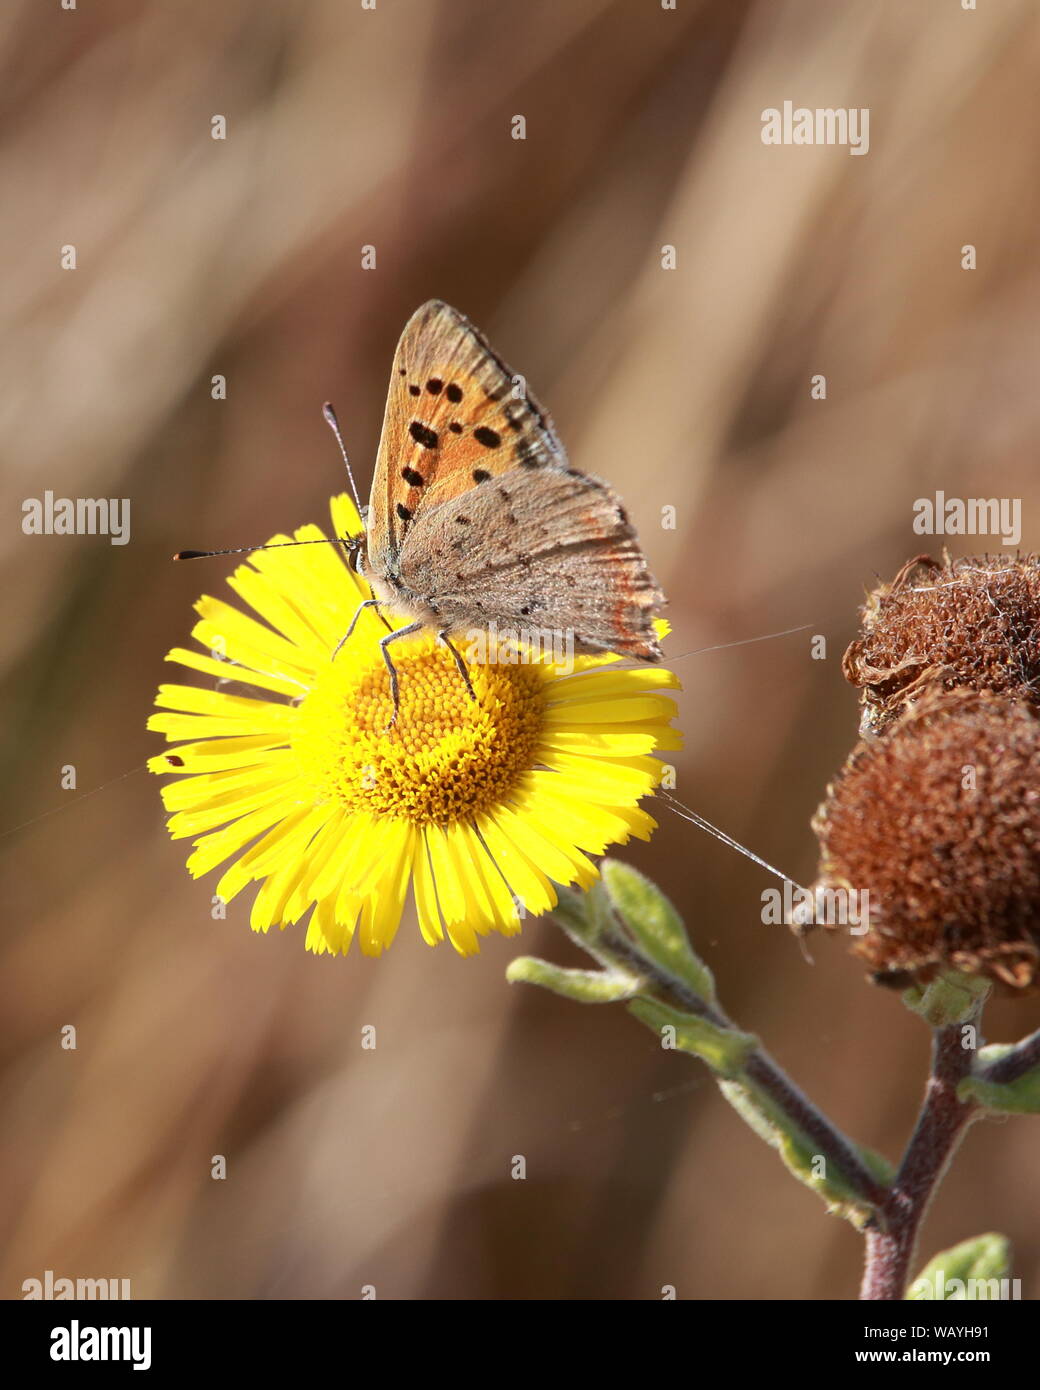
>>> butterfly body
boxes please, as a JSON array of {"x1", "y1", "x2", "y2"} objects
[{"x1": 359, "y1": 300, "x2": 664, "y2": 663}]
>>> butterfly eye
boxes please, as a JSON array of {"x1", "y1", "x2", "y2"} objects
[{"x1": 339, "y1": 533, "x2": 367, "y2": 575}]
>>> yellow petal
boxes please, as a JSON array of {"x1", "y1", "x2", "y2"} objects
[
  {"x1": 147, "y1": 734, "x2": 286, "y2": 775},
  {"x1": 545, "y1": 668, "x2": 682, "y2": 702},
  {"x1": 185, "y1": 797, "x2": 303, "y2": 876},
  {"x1": 164, "y1": 647, "x2": 304, "y2": 699},
  {"x1": 475, "y1": 812, "x2": 557, "y2": 916},
  {"x1": 413, "y1": 833, "x2": 445, "y2": 945},
  {"x1": 542, "y1": 695, "x2": 678, "y2": 725}
]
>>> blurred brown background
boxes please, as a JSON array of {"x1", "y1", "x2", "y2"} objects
[{"x1": 3, "y1": 0, "x2": 1040, "y2": 1301}]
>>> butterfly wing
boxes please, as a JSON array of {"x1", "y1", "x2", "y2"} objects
[
  {"x1": 397, "y1": 466, "x2": 665, "y2": 661},
  {"x1": 366, "y1": 300, "x2": 567, "y2": 578}
]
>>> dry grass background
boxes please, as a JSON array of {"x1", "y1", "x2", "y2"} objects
[{"x1": 2, "y1": 0, "x2": 1040, "y2": 1300}]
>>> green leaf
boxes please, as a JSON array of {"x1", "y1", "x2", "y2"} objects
[
  {"x1": 628, "y1": 997, "x2": 755, "y2": 1074},
  {"x1": 599, "y1": 859, "x2": 715, "y2": 1001},
  {"x1": 958, "y1": 1043, "x2": 1040, "y2": 1114},
  {"x1": 515, "y1": 859, "x2": 887, "y2": 1229},
  {"x1": 506, "y1": 955, "x2": 643, "y2": 1003},
  {"x1": 908, "y1": 1234, "x2": 1012, "y2": 1300},
  {"x1": 627, "y1": 996, "x2": 881, "y2": 1226},
  {"x1": 902, "y1": 971, "x2": 990, "y2": 1028},
  {"x1": 548, "y1": 884, "x2": 597, "y2": 940},
  {"x1": 716, "y1": 1078, "x2": 880, "y2": 1229}
]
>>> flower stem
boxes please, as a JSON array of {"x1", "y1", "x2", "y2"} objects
[
  {"x1": 859, "y1": 1007, "x2": 982, "y2": 1300},
  {"x1": 981, "y1": 1024, "x2": 1040, "y2": 1084},
  {"x1": 600, "y1": 928, "x2": 889, "y2": 1212}
]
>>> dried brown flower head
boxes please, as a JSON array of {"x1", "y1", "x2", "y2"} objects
[
  {"x1": 842, "y1": 553, "x2": 1040, "y2": 734},
  {"x1": 809, "y1": 689, "x2": 1040, "y2": 992}
]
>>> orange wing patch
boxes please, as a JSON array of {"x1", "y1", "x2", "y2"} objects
[{"x1": 366, "y1": 301, "x2": 567, "y2": 571}]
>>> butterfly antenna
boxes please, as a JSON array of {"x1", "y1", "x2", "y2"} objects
[
  {"x1": 322, "y1": 401, "x2": 365, "y2": 518},
  {"x1": 173, "y1": 537, "x2": 350, "y2": 562},
  {"x1": 173, "y1": 403, "x2": 369, "y2": 564},
  {"x1": 658, "y1": 791, "x2": 801, "y2": 887}
]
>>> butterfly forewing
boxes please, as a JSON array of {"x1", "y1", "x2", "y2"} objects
[{"x1": 367, "y1": 300, "x2": 566, "y2": 573}]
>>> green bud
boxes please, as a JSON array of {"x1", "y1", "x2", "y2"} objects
[
  {"x1": 549, "y1": 883, "x2": 597, "y2": 941},
  {"x1": 903, "y1": 970, "x2": 989, "y2": 1028},
  {"x1": 959, "y1": 1043, "x2": 1040, "y2": 1114},
  {"x1": 908, "y1": 1234, "x2": 1012, "y2": 1300},
  {"x1": 506, "y1": 955, "x2": 643, "y2": 1003},
  {"x1": 599, "y1": 859, "x2": 715, "y2": 1001},
  {"x1": 628, "y1": 997, "x2": 754, "y2": 1074}
]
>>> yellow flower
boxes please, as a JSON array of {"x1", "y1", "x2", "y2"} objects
[{"x1": 148, "y1": 495, "x2": 681, "y2": 957}]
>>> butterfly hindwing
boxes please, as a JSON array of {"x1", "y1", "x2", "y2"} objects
[{"x1": 397, "y1": 466, "x2": 664, "y2": 660}]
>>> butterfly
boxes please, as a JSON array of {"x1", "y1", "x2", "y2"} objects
[
  {"x1": 334, "y1": 300, "x2": 665, "y2": 719},
  {"x1": 178, "y1": 301, "x2": 666, "y2": 720}
]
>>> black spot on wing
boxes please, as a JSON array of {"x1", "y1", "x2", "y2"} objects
[
  {"x1": 472, "y1": 468, "x2": 491, "y2": 483},
  {"x1": 473, "y1": 426, "x2": 501, "y2": 449},
  {"x1": 396, "y1": 503, "x2": 413, "y2": 522},
  {"x1": 401, "y1": 467, "x2": 424, "y2": 487},
  {"x1": 445, "y1": 383, "x2": 463, "y2": 403},
  {"x1": 514, "y1": 440, "x2": 545, "y2": 467},
  {"x1": 409, "y1": 421, "x2": 439, "y2": 449},
  {"x1": 449, "y1": 422, "x2": 463, "y2": 434},
  {"x1": 408, "y1": 384, "x2": 421, "y2": 397},
  {"x1": 426, "y1": 378, "x2": 443, "y2": 395}
]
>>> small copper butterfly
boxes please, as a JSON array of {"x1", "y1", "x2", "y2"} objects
[{"x1": 338, "y1": 300, "x2": 665, "y2": 713}]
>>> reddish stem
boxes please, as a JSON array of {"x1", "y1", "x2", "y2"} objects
[{"x1": 859, "y1": 1013, "x2": 981, "y2": 1300}]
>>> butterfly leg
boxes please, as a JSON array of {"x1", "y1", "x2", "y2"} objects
[
  {"x1": 379, "y1": 621, "x2": 424, "y2": 731},
  {"x1": 332, "y1": 598, "x2": 384, "y2": 661},
  {"x1": 437, "y1": 631, "x2": 477, "y2": 703}
]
